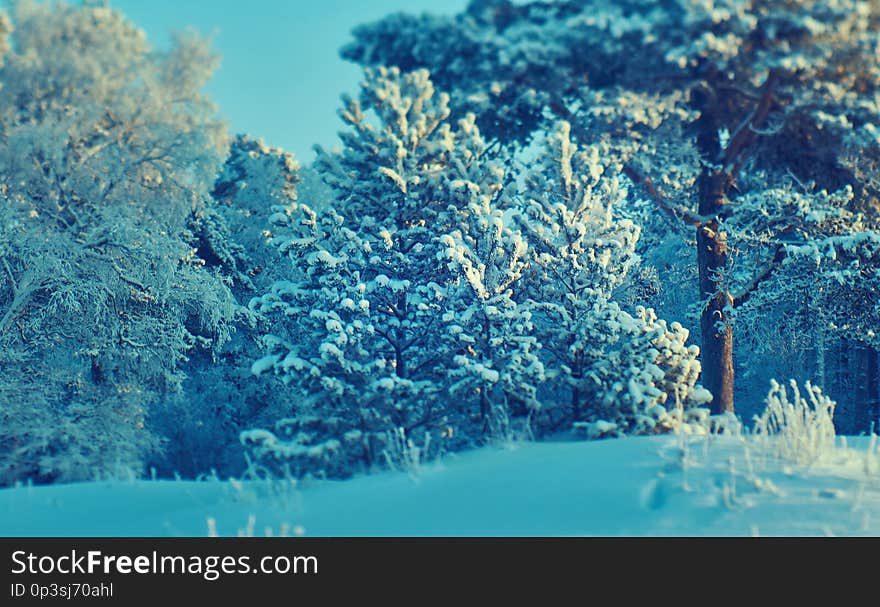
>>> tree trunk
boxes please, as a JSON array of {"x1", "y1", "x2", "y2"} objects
[
  {"x1": 815, "y1": 325, "x2": 826, "y2": 389},
  {"x1": 860, "y1": 346, "x2": 879, "y2": 434},
  {"x1": 394, "y1": 292, "x2": 408, "y2": 378},
  {"x1": 570, "y1": 346, "x2": 582, "y2": 420},
  {"x1": 689, "y1": 70, "x2": 779, "y2": 415},
  {"x1": 480, "y1": 388, "x2": 492, "y2": 429},
  {"x1": 697, "y1": 171, "x2": 735, "y2": 414},
  {"x1": 867, "y1": 347, "x2": 879, "y2": 434},
  {"x1": 835, "y1": 340, "x2": 853, "y2": 433}
]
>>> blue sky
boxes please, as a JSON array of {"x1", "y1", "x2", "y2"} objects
[{"x1": 111, "y1": 1, "x2": 467, "y2": 164}]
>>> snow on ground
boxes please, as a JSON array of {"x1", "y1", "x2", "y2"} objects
[{"x1": 2, "y1": 433, "x2": 880, "y2": 537}]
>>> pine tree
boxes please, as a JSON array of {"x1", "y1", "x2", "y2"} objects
[
  {"x1": 343, "y1": 0, "x2": 880, "y2": 417},
  {"x1": 518, "y1": 123, "x2": 709, "y2": 433},
  {"x1": 248, "y1": 67, "x2": 524, "y2": 473},
  {"x1": 438, "y1": 131, "x2": 543, "y2": 436}
]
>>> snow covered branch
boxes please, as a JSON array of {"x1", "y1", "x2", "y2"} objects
[
  {"x1": 622, "y1": 163, "x2": 709, "y2": 227},
  {"x1": 733, "y1": 244, "x2": 787, "y2": 308}
]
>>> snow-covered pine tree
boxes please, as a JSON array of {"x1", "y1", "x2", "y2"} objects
[
  {"x1": 247, "y1": 67, "x2": 536, "y2": 476},
  {"x1": 438, "y1": 126, "x2": 543, "y2": 439},
  {"x1": 518, "y1": 122, "x2": 710, "y2": 435},
  {"x1": 343, "y1": 0, "x2": 880, "y2": 420}
]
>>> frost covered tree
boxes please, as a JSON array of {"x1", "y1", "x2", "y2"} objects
[
  {"x1": 344, "y1": 0, "x2": 880, "y2": 418},
  {"x1": 248, "y1": 65, "x2": 716, "y2": 478},
  {"x1": 148, "y1": 135, "x2": 305, "y2": 479},
  {"x1": 438, "y1": 133, "x2": 543, "y2": 436},
  {"x1": 0, "y1": 1, "x2": 240, "y2": 484},
  {"x1": 248, "y1": 67, "x2": 544, "y2": 474},
  {"x1": 517, "y1": 123, "x2": 710, "y2": 434},
  {"x1": 733, "y1": 190, "x2": 880, "y2": 431},
  {"x1": 209, "y1": 134, "x2": 301, "y2": 291}
]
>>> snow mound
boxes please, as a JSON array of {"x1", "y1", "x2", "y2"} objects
[{"x1": 2, "y1": 432, "x2": 880, "y2": 537}]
